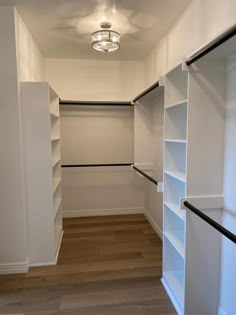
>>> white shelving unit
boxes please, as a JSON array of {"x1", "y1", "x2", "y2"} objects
[
  {"x1": 162, "y1": 61, "x2": 225, "y2": 314},
  {"x1": 20, "y1": 82, "x2": 63, "y2": 266}
]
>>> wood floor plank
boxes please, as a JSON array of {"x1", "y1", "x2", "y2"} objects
[{"x1": 0, "y1": 214, "x2": 176, "y2": 315}]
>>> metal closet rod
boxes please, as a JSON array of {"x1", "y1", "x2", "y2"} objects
[
  {"x1": 186, "y1": 25, "x2": 236, "y2": 66},
  {"x1": 61, "y1": 163, "x2": 133, "y2": 168},
  {"x1": 133, "y1": 80, "x2": 159, "y2": 103},
  {"x1": 184, "y1": 201, "x2": 236, "y2": 244},
  {"x1": 59, "y1": 100, "x2": 133, "y2": 106},
  {"x1": 132, "y1": 165, "x2": 158, "y2": 186}
]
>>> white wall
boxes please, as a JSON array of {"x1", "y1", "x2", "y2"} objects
[
  {"x1": 45, "y1": 58, "x2": 144, "y2": 101},
  {"x1": 45, "y1": 59, "x2": 145, "y2": 217},
  {"x1": 134, "y1": 89, "x2": 164, "y2": 238},
  {"x1": 144, "y1": 0, "x2": 236, "y2": 87},
  {"x1": 0, "y1": 6, "x2": 28, "y2": 272},
  {"x1": 15, "y1": 9, "x2": 44, "y2": 82},
  {"x1": 0, "y1": 5, "x2": 45, "y2": 273},
  {"x1": 219, "y1": 55, "x2": 236, "y2": 315},
  {"x1": 60, "y1": 105, "x2": 144, "y2": 217}
]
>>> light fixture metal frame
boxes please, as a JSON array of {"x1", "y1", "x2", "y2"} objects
[{"x1": 91, "y1": 25, "x2": 120, "y2": 53}]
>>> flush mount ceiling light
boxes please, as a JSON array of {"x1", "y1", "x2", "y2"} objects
[{"x1": 91, "y1": 22, "x2": 120, "y2": 53}]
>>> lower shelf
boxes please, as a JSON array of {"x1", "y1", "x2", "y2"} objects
[
  {"x1": 164, "y1": 231, "x2": 185, "y2": 258},
  {"x1": 54, "y1": 225, "x2": 63, "y2": 256},
  {"x1": 162, "y1": 271, "x2": 184, "y2": 315}
]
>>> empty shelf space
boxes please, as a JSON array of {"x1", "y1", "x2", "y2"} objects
[
  {"x1": 162, "y1": 270, "x2": 184, "y2": 311},
  {"x1": 164, "y1": 101, "x2": 187, "y2": 140},
  {"x1": 165, "y1": 64, "x2": 188, "y2": 106},
  {"x1": 164, "y1": 231, "x2": 185, "y2": 258},
  {"x1": 165, "y1": 99, "x2": 188, "y2": 109},
  {"x1": 52, "y1": 157, "x2": 61, "y2": 167},
  {"x1": 164, "y1": 141, "x2": 186, "y2": 178},
  {"x1": 53, "y1": 177, "x2": 61, "y2": 193},
  {"x1": 164, "y1": 170, "x2": 186, "y2": 183},
  {"x1": 54, "y1": 197, "x2": 62, "y2": 218},
  {"x1": 164, "y1": 202, "x2": 185, "y2": 220},
  {"x1": 164, "y1": 174, "x2": 186, "y2": 208},
  {"x1": 54, "y1": 225, "x2": 62, "y2": 254},
  {"x1": 50, "y1": 111, "x2": 59, "y2": 119},
  {"x1": 163, "y1": 235, "x2": 185, "y2": 310}
]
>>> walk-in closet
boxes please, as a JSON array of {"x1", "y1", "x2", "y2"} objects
[{"x1": 0, "y1": 1, "x2": 236, "y2": 315}]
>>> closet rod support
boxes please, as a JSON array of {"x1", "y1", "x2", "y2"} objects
[
  {"x1": 133, "y1": 80, "x2": 159, "y2": 103},
  {"x1": 184, "y1": 201, "x2": 236, "y2": 244},
  {"x1": 132, "y1": 165, "x2": 158, "y2": 185},
  {"x1": 186, "y1": 25, "x2": 236, "y2": 66}
]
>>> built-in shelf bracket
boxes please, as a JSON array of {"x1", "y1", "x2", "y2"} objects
[{"x1": 180, "y1": 195, "x2": 224, "y2": 210}]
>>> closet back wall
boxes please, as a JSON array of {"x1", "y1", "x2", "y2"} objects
[
  {"x1": 45, "y1": 58, "x2": 144, "y2": 101},
  {"x1": 45, "y1": 58, "x2": 145, "y2": 217},
  {"x1": 60, "y1": 106, "x2": 144, "y2": 217}
]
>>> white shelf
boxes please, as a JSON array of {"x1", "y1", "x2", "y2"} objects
[
  {"x1": 164, "y1": 139, "x2": 186, "y2": 144},
  {"x1": 164, "y1": 174, "x2": 186, "y2": 208},
  {"x1": 50, "y1": 111, "x2": 59, "y2": 119},
  {"x1": 165, "y1": 99, "x2": 188, "y2": 109},
  {"x1": 165, "y1": 63, "x2": 188, "y2": 106},
  {"x1": 164, "y1": 202, "x2": 185, "y2": 221},
  {"x1": 54, "y1": 197, "x2": 62, "y2": 218},
  {"x1": 54, "y1": 225, "x2": 62, "y2": 254},
  {"x1": 51, "y1": 136, "x2": 60, "y2": 142},
  {"x1": 164, "y1": 170, "x2": 186, "y2": 183},
  {"x1": 52, "y1": 157, "x2": 60, "y2": 167},
  {"x1": 53, "y1": 177, "x2": 61, "y2": 193},
  {"x1": 164, "y1": 231, "x2": 185, "y2": 258},
  {"x1": 162, "y1": 271, "x2": 184, "y2": 311}
]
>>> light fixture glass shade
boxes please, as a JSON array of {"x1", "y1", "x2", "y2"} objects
[{"x1": 92, "y1": 29, "x2": 120, "y2": 53}]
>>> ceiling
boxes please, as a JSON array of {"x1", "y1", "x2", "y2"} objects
[{"x1": 1, "y1": 0, "x2": 191, "y2": 60}]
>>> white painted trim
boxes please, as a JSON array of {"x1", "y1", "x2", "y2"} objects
[
  {"x1": 218, "y1": 306, "x2": 228, "y2": 315},
  {"x1": 143, "y1": 208, "x2": 162, "y2": 240},
  {"x1": 30, "y1": 230, "x2": 64, "y2": 267},
  {"x1": 63, "y1": 207, "x2": 144, "y2": 218},
  {"x1": 0, "y1": 259, "x2": 29, "y2": 274},
  {"x1": 30, "y1": 261, "x2": 56, "y2": 267},
  {"x1": 161, "y1": 277, "x2": 183, "y2": 315},
  {"x1": 181, "y1": 195, "x2": 224, "y2": 210},
  {"x1": 54, "y1": 230, "x2": 63, "y2": 264}
]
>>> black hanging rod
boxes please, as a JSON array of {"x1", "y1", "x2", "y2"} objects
[
  {"x1": 186, "y1": 25, "x2": 236, "y2": 66},
  {"x1": 132, "y1": 165, "x2": 158, "y2": 185},
  {"x1": 133, "y1": 80, "x2": 159, "y2": 103},
  {"x1": 184, "y1": 201, "x2": 236, "y2": 244},
  {"x1": 59, "y1": 100, "x2": 133, "y2": 106},
  {"x1": 61, "y1": 163, "x2": 133, "y2": 168}
]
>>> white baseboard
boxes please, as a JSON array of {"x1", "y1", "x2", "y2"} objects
[
  {"x1": 161, "y1": 277, "x2": 183, "y2": 315},
  {"x1": 63, "y1": 207, "x2": 144, "y2": 218},
  {"x1": 143, "y1": 208, "x2": 162, "y2": 240},
  {"x1": 30, "y1": 230, "x2": 64, "y2": 267},
  {"x1": 218, "y1": 306, "x2": 228, "y2": 315},
  {"x1": 0, "y1": 259, "x2": 29, "y2": 274}
]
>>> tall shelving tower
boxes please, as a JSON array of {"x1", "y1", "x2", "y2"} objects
[
  {"x1": 21, "y1": 82, "x2": 63, "y2": 266},
  {"x1": 162, "y1": 60, "x2": 225, "y2": 315}
]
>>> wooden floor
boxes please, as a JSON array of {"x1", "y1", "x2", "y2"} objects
[{"x1": 0, "y1": 214, "x2": 176, "y2": 315}]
